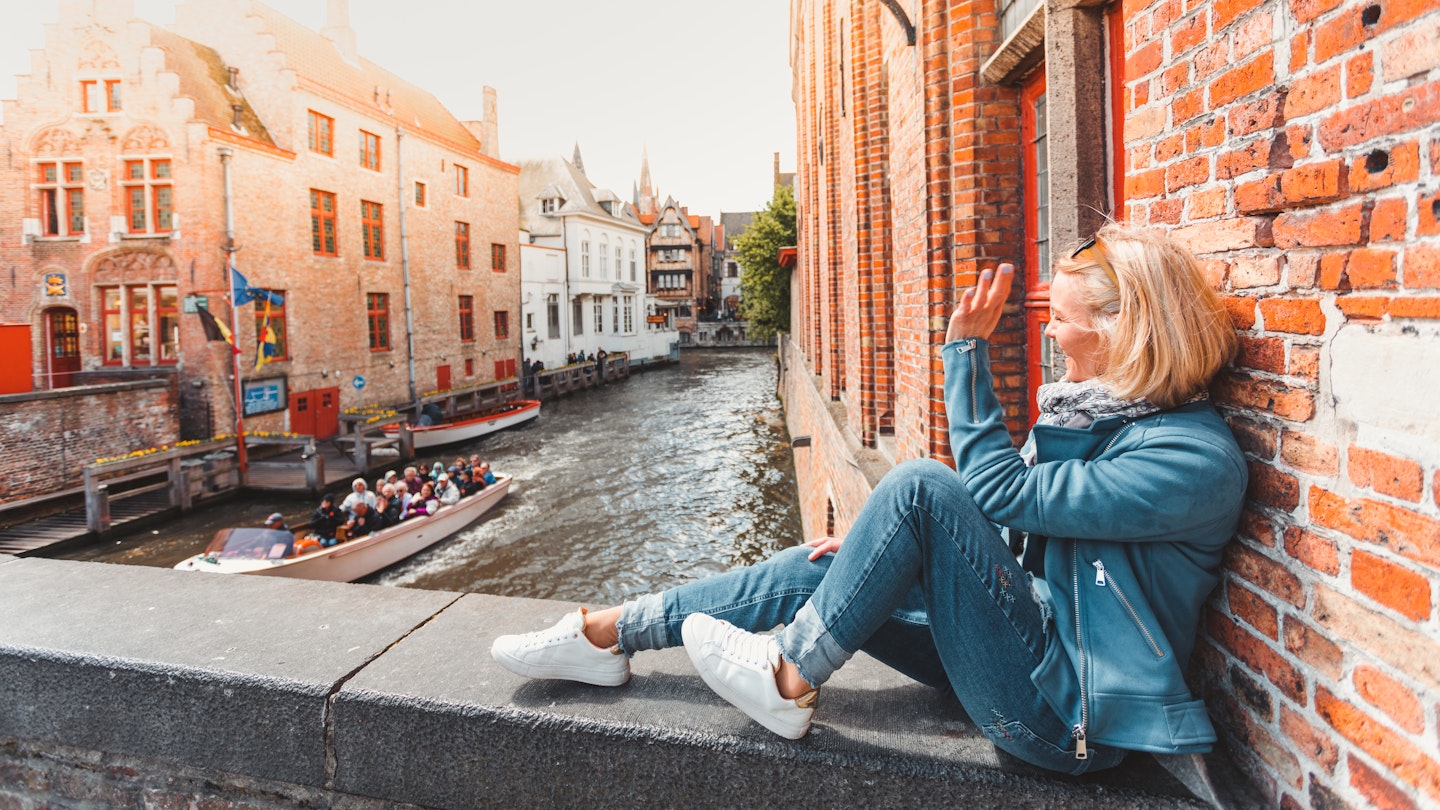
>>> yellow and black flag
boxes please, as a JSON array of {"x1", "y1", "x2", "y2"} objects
[{"x1": 195, "y1": 304, "x2": 240, "y2": 354}]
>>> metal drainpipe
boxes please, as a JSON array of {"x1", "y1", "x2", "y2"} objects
[
  {"x1": 217, "y1": 146, "x2": 247, "y2": 473},
  {"x1": 396, "y1": 127, "x2": 418, "y2": 411},
  {"x1": 561, "y1": 214, "x2": 571, "y2": 359}
]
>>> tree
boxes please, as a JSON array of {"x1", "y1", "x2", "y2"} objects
[{"x1": 734, "y1": 183, "x2": 796, "y2": 342}]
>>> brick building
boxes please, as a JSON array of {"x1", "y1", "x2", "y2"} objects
[
  {"x1": 785, "y1": 0, "x2": 1438, "y2": 807},
  {"x1": 635, "y1": 151, "x2": 717, "y2": 338},
  {"x1": 0, "y1": 0, "x2": 518, "y2": 445}
]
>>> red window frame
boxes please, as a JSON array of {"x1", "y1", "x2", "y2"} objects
[
  {"x1": 1021, "y1": 69, "x2": 1052, "y2": 424},
  {"x1": 36, "y1": 161, "x2": 85, "y2": 236},
  {"x1": 491, "y1": 243, "x2": 506, "y2": 272},
  {"x1": 455, "y1": 164, "x2": 469, "y2": 197},
  {"x1": 254, "y1": 293, "x2": 289, "y2": 362},
  {"x1": 81, "y1": 79, "x2": 121, "y2": 112},
  {"x1": 465, "y1": 357, "x2": 475, "y2": 377},
  {"x1": 122, "y1": 159, "x2": 172, "y2": 234},
  {"x1": 367, "y1": 292, "x2": 391, "y2": 352},
  {"x1": 156, "y1": 285, "x2": 179, "y2": 364},
  {"x1": 493, "y1": 310, "x2": 509, "y2": 340},
  {"x1": 493, "y1": 358, "x2": 516, "y2": 380},
  {"x1": 101, "y1": 286, "x2": 123, "y2": 365},
  {"x1": 308, "y1": 110, "x2": 334, "y2": 156},
  {"x1": 458, "y1": 295, "x2": 475, "y2": 343},
  {"x1": 361, "y1": 200, "x2": 384, "y2": 260},
  {"x1": 455, "y1": 221, "x2": 471, "y2": 269},
  {"x1": 360, "y1": 130, "x2": 380, "y2": 171},
  {"x1": 415, "y1": 181, "x2": 426, "y2": 207},
  {"x1": 311, "y1": 189, "x2": 338, "y2": 256}
]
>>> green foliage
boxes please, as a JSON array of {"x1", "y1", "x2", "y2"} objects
[{"x1": 734, "y1": 184, "x2": 797, "y2": 342}]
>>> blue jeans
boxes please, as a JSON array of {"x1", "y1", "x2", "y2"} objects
[{"x1": 617, "y1": 459, "x2": 1126, "y2": 775}]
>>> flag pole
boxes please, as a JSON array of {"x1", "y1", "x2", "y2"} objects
[{"x1": 218, "y1": 146, "x2": 248, "y2": 474}]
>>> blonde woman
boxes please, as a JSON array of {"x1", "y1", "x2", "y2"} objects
[{"x1": 491, "y1": 224, "x2": 1244, "y2": 774}]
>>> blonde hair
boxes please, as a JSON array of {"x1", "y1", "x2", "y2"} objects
[{"x1": 1055, "y1": 223, "x2": 1237, "y2": 409}]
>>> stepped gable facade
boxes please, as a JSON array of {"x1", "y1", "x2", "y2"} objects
[
  {"x1": 0, "y1": 0, "x2": 518, "y2": 443},
  {"x1": 788, "y1": 0, "x2": 1440, "y2": 808}
]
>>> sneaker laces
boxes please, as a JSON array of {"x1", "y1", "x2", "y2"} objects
[
  {"x1": 719, "y1": 624, "x2": 777, "y2": 672},
  {"x1": 519, "y1": 611, "x2": 586, "y2": 650}
]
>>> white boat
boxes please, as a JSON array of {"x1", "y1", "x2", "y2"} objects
[
  {"x1": 385, "y1": 400, "x2": 541, "y2": 450},
  {"x1": 173, "y1": 475, "x2": 511, "y2": 582}
]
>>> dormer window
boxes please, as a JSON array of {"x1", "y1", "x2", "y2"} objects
[{"x1": 540, "y1": 197, "x2": 558, "y2": 214}]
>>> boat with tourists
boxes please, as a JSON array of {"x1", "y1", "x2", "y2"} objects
[
  {"x1": 173, "y1": 475, "x2": 511, "y2": 582},
  {"x1": 385, "y1": 400, "x2": 541, "y2": 450}
]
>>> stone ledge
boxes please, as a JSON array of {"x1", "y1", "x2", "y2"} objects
[{"x1": 0, "y1": 557, "x2": 1244, "y2": 808}]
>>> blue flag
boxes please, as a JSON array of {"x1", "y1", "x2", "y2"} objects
[{"x1": 232, "y1": 265, "x2": 285, "y2": 307}]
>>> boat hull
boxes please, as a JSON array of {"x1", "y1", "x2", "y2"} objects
[
  {"x1": 174, "y1": 476, "x2": 511, "y2": 582},
  {"x1": 387, "y1": 400, "x2": 540, "y2": 450}
]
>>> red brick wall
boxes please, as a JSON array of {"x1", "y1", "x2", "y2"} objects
[
  {"x1": 0, "y1": 380, "x2": 179, "y2": 501},
  {"x1": 791, "y1": 0, "x2": 1440, "y2": 806},
  {"x1": 1123, "y1": 0, "x2": 1440, "y2": 804}
]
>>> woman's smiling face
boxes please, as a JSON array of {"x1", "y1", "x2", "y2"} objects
[{"x1": 1045, "y1": 271, "x2": 1105, "y2": 382}]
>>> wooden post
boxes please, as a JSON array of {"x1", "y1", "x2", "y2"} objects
[
  {"x1": 170, "y1": 456, "x2": 192, "y2": 511},
  {"x1": 304, "y1": 438, "x2": 324, "y2": 492},
  {"x1": 354, "y1": 427, "x2": 370, "y2": 472},
  {"x1": 87, "y1": 482, "x2": 111, "y2": 535},
  {"x1": 398, "y1": 425, "x2": 414, "y2": 460}
]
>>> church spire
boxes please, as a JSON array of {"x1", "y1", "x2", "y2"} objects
[
  {"x1": 638, "y1": 145, "x2": 652, "y2": 195},
  {"x1": 572, "y1": 142, "x2": 585, "y2": 174}
]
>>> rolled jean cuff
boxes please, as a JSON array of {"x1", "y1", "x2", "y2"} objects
[
  {"x1": 615, "y1": 591, "x2": 668, "y2": 656},
  {"x1": 777, "y1": 600, "x2": 852, "y2": 688}
]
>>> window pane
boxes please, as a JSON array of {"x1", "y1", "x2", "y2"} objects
[
  {"x1": 68, "y1": 188, "x2": 85, "y2": 233},
  {"x1": 130, "y1": 287, "x2": 151, "y2": 363},
  {"x1": 107, "y1": 80, "x2": 122, "y2": 111},
  {"x1": 66, "y1": 163, "x2": 83, "y2": 183},
  {"x1": 129, "y1": 187, "x2": 147, "y2": 231},
  {"x1": 153, "y1": 160, "x2": 171, "y2": 179},
  {"x1": 155, "y1": 186, "x2": 173, "y2": 230}
]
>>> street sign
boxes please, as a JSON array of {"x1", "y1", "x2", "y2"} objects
[
  {"x1": 352, "y1": 375, "x2": 366, "y2": 390},
  {"x1": 182, "y1": 295, "x2": 208, "y2": 313}
]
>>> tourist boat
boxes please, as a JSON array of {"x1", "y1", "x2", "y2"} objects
[
  {"x1": 172, "y1": 475, "x2": 511, "y2": 582},
  {"x1": 384, "y1": 400, "x2": 541, "y2": 450}
]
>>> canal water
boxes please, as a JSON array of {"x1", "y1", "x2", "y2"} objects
[{"x1": 58, "y1": 349, "x2": 805, "y2": 606}]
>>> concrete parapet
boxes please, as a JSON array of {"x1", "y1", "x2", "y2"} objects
[{"x1": 1, "y1": 557, "x2": 1247, "y2": 807}]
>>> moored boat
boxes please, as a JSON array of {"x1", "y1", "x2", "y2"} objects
[
  {"x1": 385, "y1": 400, "x2": 541, "y2": 449},
  {"x1": 173, "y1": 475, "x2": 511, "y2": 582}
]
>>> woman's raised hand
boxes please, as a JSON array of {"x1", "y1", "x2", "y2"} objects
[
  {"x1": 946, "y1": 263, "x2": 1015, "y2": 343},
  {"x1": 804, "y1": 535, "x2": 843, "y2": 560}
]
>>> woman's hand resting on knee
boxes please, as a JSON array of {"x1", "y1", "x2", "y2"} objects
[{"x1": 804, "y1": 536, "x2": 843, "y2": 560}]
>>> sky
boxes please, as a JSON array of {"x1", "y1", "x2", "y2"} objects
[{"x1": 0, "y1": 0, "x2": 797, "y2": 216}]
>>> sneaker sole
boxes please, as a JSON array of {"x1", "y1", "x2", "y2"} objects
[
  {"x1": 490, "y1": 644, "x2": 630, "y2": 687},
  {"x1": 681, "y1": 621, "x2": 810, "y2": 740}
]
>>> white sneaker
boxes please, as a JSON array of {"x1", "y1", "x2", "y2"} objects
[
  {"x1": 490, "y1": 609, "x2": 630, "y2": 686},
  {"x1": 681, "y1": 613, "x2": 817, "y2": 740}
]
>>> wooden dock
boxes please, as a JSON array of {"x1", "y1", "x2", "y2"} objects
[{"x1": 0, "y1": 488, "x2": 172, "y2": 556}]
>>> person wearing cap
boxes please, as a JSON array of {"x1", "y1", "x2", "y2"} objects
[
  {"x1": 311, "y1": 493, "x2": 344, "y2": 545},
  {"x1": 457, "y1": 468, "x2": 483, "y2": 498},
  {"x1": 340, "y1": 478, "x2": 376, "y2": 513},
  {"x1": 430, "y1": 462, "x2": 445, "y2": 483},
  {"x1": 435, "y1": 472, "x2": 460, "y2": 506},
  {"x1": 263, "y1": 512, "x2": 289, "y2": 532}
]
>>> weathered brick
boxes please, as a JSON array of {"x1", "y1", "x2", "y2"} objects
[
  {"x1": 1345, "y1": 51, "x2": 1374, "y2": 98},
  {"x1": 1312, "y1": 583, "x2": 1440, "y2": 690},
  {"x1": 1348, "y1": 444, "x2": 1424, "y2": 500},
  {"x1": 1384, "y1": 16, "x2": 1440, "y2": 81},
  {"x1": 1349, "y1": 755, "x2": 1421, "y2": 810},
  {"x1": 1228, "y1": 93, "x2": 1287, "y2": 137},
  {"x1": 1319, "y1": 251, "x2": 1349, "y2": 290},
  {"x1": 1239, "y1": 507, "x2": 1279, "y2": 547},
  {"x1": 1273, "y1": 201, "x2": 1367, "y2": 248},
  {"x1": 1230, "y1": 254, "x2": 1282, "y2": 288},
  {"x1": 1283, "y1": 614, "x2": 1344, "y2": 680},
  {"x1": 1211, "y1": 51, "x2": 1276, "y2": 107},
  {"x1": 1288, "y1": 0, "x2": 1344, "y2": 24},
  {"x1": 1172, "y1": 216, "x2": 1272, "y2": 253},
  {"x1": 1285, "y1": 64, "x2": 1342, "y2": 119},
  {"x1": 1213, "y1": 371, "x2": 1316, "y2": 420},
  {"x1": 1280, "y1": 706, "x2": 1340, "y2": 773},
  {"x1": 1208, "y1": 610, "x2": 1307, "y2": 702},
  {"x1": 1319, "y1": 82, "x2": 1440, "y2": 151},
  {"x1": 1290, "y1": 345, "x2": 1320, "y2": 382},
  {"x1": 1284, "y1": 525, "x2": 1340, "y2": 575},
  {"x1": 1314, "y1": 8, "x2": 1366, "y2": 63},
  {"x1": 1281, "y1": 429, "x2": 1338, "y2": 475},
  {"x1": 1227, "y1": 541, "x2": 1305, "y2": 606},
  {"x1": 1279, "y1": 160, "x2": 1348, "y2": 206},
  {"x1": 1405, "y1": 243, "x2": 1440, "y2": 289},
  {"x1": 1350, "y1": 142, "x2": 1421, "y2": 192},
  {"x1": 1314, "y1": 686, "x2": 1440, "y2": 802},
  {"x1": 1352, "y1": 550, "x2": 1432, "y2": 622},
  {"x1": 1166, "y1": 154, "x2": 1211, "y2": 192},
  {"x1": 1369, "y1": 196, "x2": 1408, "y2": 242},
  {"x1": 1310, "y1": 485, "x2": 1440, "y2": 568},
  {"x1": 1345, "y1": 248, "x2": 1398, "y2": 289},
  {"x1": 1354, "y1": 664, "x2": 1426, "y2": 733},
  {"x1": 1188, "y1": 186, "x2": 1227, "y2": 219},
  {"x1": 1259, "y1": 297, "x2": 1326, "y2": 335},
  {"x1": 1229, "y1": 581, "x2": 1280, "y2": 638}
]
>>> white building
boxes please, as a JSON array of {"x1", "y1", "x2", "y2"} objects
[{"x1": 517, "y1": 149, "x2": 676, "y2": 371}]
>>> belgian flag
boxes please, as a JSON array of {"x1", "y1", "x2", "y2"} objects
[{"x1": 195, "y1": 305, "x2": 240, "y2": 354}]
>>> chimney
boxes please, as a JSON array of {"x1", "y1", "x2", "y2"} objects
[
  {"x1": 482, "y1": 86, "x2": 499, "y2": 159},
  {"x1": 227, "y1": 67, "x2": 239, "y2": 90},
  {"x1": 232, "y1": 104, "x2": 244, "y2": 128},
  {"x1": 773, "y1": 152, "x2": 781, "y2": 188},
  {"x1": 321, "y1": 0, "x2": 358, "y2": 65}
]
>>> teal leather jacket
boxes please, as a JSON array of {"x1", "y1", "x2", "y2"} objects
[{"x1": 943, "y1": 338, "x2": 1246, "y2": 758}]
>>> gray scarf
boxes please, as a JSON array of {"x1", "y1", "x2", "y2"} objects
[{"x1": 1034, "y1": 380, "x2": 1164, "y2": 429}]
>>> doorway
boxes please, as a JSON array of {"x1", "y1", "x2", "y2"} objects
[{"x1": 44, "y1": 307, "x2": 81, "y2": 389}]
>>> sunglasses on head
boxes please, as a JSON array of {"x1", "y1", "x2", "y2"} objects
[{"x1": 1072, "y1": 235, "x2": 1119, "y2": 286}]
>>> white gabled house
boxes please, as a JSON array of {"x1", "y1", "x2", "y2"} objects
[{"x1": 517, "y1": 149, "x2": 677, "y2": 372}]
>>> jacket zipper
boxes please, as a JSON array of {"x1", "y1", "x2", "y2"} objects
[
  {"x1": 969, "y1": 341, "x2": 979, "y2": 423},
  {"x1": 1093, "y1": 560, "x2": 1166, "y2": 658},
  {"x1": 1100, "y1": 420, "x2": 1136, "y2": 454},
  {"x1": 1071, "y1": 543, "x2": 1088, "y2": 760}
]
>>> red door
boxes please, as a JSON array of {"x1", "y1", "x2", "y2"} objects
[
  {"x1": 437, "y1": 364, "x2": 451, "y2": 392},
  {"x1": 44, "y1": 308, "x2": 80, "y2": 389},
  {"x1": 1021, "y1": 68, "x2": 1055, "y2": 425},
  {"x1": 290, "y1": 386, "x2": 340, "y2": 438},
  {"x1": 290, "y1": 390, "x2": 316, "y2": 437}
]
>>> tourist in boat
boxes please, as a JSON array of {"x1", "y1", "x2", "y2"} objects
[
  {"x1": 377, "y1": 486, "x2": 404, "y2": 528},
  {"x1": 429, "y1": 462, "x2": 445, "y2": 484},
  {"x1": 344, "y1": 500, "x2": 380, "y2": 539},
  {"x1": 403, "y1": 482, "x2": 439, "y2": 519},
  {"x1": 340, "y1": 478, "x2": 376, "y2": 512},
  {"x1": 263, "y1": 512, "x2": 290, "y2": 533},
  {"x1": 435, "y1": 473, "x2": 461, "y2": 506},
  {"x1": 477, "y1": 461, "x2": 497, "y2": 486},
  {"x1": 489, "y1": 225, "x2": 1245, "y2": 772},
  {"x1": 401, "y1": 466, "x2": 424, "y2": 494},
  {"x1": 458, "y1": 468, "x2": 484, "y2": 498},
  {"x1": 310, "y1": 493, "x2": 344, "y2": 545}
]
